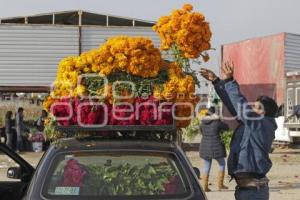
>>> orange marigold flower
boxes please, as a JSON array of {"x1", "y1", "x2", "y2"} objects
[
  {"x1": 153, "y1": 4, "x2": 212, "y2": 60},
  {"x1": 183, "y1": 4, "x2": 193, "y2": 12},
  {"x1": 43, "y1": 96, "x2": 56, "y2": 112}
]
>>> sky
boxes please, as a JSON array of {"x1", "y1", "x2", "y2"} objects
[{"x1": 0, "y1": 0, "x2": 300, "y2": 90}]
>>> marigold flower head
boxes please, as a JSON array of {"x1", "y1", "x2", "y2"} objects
[
  {"x1": 43, "y1": 96, "x2": 56, "y2": 112},
  {"x1": 153, "y1": 4, "x2": 212, "y2": 59},
  {"x1": 183, "y1": 4, "x2": 193, "y2": 12}
]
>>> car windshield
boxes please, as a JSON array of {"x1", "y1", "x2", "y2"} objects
[{"x1": 42, "y1": 151, "x2": 190, "y2": 199}]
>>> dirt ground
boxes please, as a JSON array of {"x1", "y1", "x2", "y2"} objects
[
  {"x1": 0, "y1": 148, "x2": 299, "y2": 200},
  {"x1": 188, "y1": 148, "x2": 300, "y2": 200}
]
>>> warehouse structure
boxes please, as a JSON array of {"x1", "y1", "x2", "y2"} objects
[{"x1": 0, "y1": 10, "x2": 160, "y2": 92}]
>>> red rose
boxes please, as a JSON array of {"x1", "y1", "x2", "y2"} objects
[
  {"x1": 140, "y1": 110, "x2": 151, "y2": 125},
  {"x1": 70, "y1": 113, "x2": 78, "y2": 125},
  {"x1": 154, "y1": 119, "x2": 168, "y2": 125},
  {"x1": 87, "y1": 108, "x2": 99, "y2": 125},
  {"x1": 164, "y1": 176, "x2": 179, "y2": 194},
  {"x1": 62, "y1": 159, "x2": 86, "y2": 187}
]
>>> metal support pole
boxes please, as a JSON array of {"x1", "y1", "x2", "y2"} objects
[
  {"x1": 78, "y1": 10, "x2": 82, "y2": 26},
  {"x1": 52, "y1": 13, "x2": 55, "y2": 25},
  {"x1": 79, "y1": 26, "x2": 82, "y2": 55},
  {"x1": 106, "y1": 15, "x2": 109, "y2": 27},
  {"x1": 78, "y1": 11, "x2": 83, "y2": 55}
]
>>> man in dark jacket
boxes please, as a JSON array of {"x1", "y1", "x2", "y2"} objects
[
  {"x1": 200, "y1": 62, "x2": 278, "y2": 200},
  {"x1": 200, "y1": 106, "x2": 229, "y2": 192}
]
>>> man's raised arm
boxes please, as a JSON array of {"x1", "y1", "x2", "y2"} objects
[{"x1": 200, "y1": 68, "x2": 237, "y2": 117}]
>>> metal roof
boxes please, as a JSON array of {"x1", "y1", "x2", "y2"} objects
[{"x1": 0, "y1": 10, "x2": 155, "y2": 27}]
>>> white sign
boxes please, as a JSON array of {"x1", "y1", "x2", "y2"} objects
[{"x1": 54, "y1": 187, "x2": 80, "y2": 195}]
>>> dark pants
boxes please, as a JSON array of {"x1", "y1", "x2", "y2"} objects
[
  {"x1": 43, "y1": 140, "x2": 50, "y2": 151},
  {"x1": 16, "y1": 136, "x2": 23, "y2": 152},
  {"x1": 235, "y1": 185, "x2": 269, "y2": 200},
  {"x1": 5, "y1": 134, "x2": 13, "y2": 149}
]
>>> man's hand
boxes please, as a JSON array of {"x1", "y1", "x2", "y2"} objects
[
  {"x1": 222, "y1": 61, "x2": 234, "y2": 80},
  {"x1": 200, "y1": 68, "x2": 218, "y2": 82}
]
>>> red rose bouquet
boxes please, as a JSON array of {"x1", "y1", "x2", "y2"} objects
[
  {"x1": 51, "y1": 95, "x2": 173, "y2": 127},
  {"x1": 62, "y1": 159, "x2": 87, "y2": 187}
]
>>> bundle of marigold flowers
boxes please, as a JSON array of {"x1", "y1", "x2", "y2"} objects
[
  {"x1": 44, "y1": 3, "x2": 213, "y2": 130},
  {"x1": 49, "y1": 36, "x2": 164, "y2": 98},
  {"x1": 153, "y1": 4, "x2": 212, "y2": 59}
]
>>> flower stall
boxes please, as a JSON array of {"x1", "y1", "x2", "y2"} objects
[
  {"x1": 43, "y1": 4, "x2": 212, "y2": 140},
  {"x1": 28, "y1": 129, "x2": 46, "y2": 152}
]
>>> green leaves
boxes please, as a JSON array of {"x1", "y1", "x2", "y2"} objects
[
  {"x1": 82, "y1": 162, "x2": 175, "y2": 196},
  {"x1": 44, "y1": 115, "x2": 62, "y2": 142},
  {"x1": 182, "y1": 117, "x2": 201, "y2": 140},
  {"x1": 84, "y1": 70, "x2": 169, "y2": 98},
  {"x1": 220, "y1": 130, "x2": 233, "y2": 151},
  {"x1": 170, "y1": 44, "x2": 201, "y2": 88}
]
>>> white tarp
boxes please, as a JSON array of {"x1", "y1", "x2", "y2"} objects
[{"x1": 275, "y1": 116, "x2": 291, "y2": 142}]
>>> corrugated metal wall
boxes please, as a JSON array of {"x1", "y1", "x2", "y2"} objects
[
  {"x1": 81, "y1": 27, "x2": 160, "y2": 52},
  {"x1": 285, "y1": 33, "x2": 300, "y2": 71},
  {"x1": 0, "y1": 25, "x2": 160, "y2": 88},
  {"x1": 222, "y1": 33, "x2": 285, "y2": 104},
  {"x1": 0, "y1": 25, "x2": 79, "y2": 87}
]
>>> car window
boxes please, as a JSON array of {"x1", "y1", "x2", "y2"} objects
[{"x1": 42, "y1": 151, "x2": 191, "y2": 199}]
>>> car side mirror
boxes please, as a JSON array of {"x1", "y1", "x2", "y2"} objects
[
  {"x1": 7, "y1": 167, "x2": 21, "y2": 179},
  {"x1": 193, "y1": 167, "x2": 200, "y2": 179}
]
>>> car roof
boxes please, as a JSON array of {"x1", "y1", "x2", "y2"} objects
[{"x1": 51, "y1": 137, "x2": 179, "y2": 152}]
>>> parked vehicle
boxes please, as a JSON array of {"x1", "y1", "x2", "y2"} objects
[
  {"x1": 0, "y1": 125, "x2": 206, "y2": 200},
  {"x1": 0, "y1": 142, "x2": 34, "y2": 200},
  {"x1": 282, "y1": 72, "x2": 300, "y2": 143}
]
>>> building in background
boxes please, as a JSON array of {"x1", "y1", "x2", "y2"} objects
[
  {"x1": 0, "y1": 10, "x2": 163, "y2": 130},
  {"x1": 222, "y1": 33, "x2": 300, "y2": 105},
  {"x1": 0, "y1": 10, "x2": 159, "y2": 93},
  {"x1": 221, "y1": 33, "x2": 300, "y2": 143}
]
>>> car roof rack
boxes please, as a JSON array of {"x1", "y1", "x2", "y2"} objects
[{"x1": 55, "y1": 122, "x2": 178, "y2": 142}]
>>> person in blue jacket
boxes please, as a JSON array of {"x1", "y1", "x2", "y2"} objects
[{"x1": 200, "y1": 61, "x2": 278, "y2": 200}]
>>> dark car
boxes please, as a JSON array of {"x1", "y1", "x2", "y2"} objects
[{"x1": 0, "y1": 126, "x2": 206, "y2": 200}]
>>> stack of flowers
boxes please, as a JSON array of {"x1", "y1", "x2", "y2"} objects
[
  {"x1": 43, "y1": 4, "x2": 211, "y2": 129},
  {"x1": 47, "y1": 96, "x2": 173, "y2": 126},
  {"x1": 29, "y1": 132, "x2": 45, "y2": 143}
]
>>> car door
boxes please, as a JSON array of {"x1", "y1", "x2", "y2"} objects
[{"x1": 0, "y1": 143, "x2": 34, "y2": 200}]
